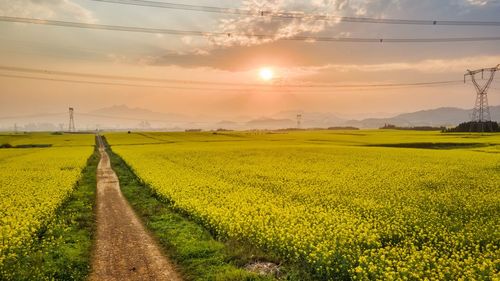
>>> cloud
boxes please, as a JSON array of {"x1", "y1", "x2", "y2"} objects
[
  {"x1": 315, "y1": 55, "x2": 500, "y2": 73},
  {"x1": 205, "y1": 0, "x2": 384, "y2": 48},
  {"x1": 249, "y1": 55, "x2": 500, "y2": 86},
  {"x1": 466, "y1": 0, "x2": 489, "y2": 6},
  {"x1": 0, "y1": 0, "x2": 96, "y2": 23},
  {"x1": 170, "y1": 0, "x2": 498, "y2": 53}
]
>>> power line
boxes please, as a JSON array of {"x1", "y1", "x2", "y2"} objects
[
  {"x1": 2, "y1": 16, "x2": 500, "y2": 43},
  {"x1": 0, "y1": 66, "x2": 466, "y2": 89},
  {"x1": 0, "y1": 73, "x2": 213, "y2": 90},
  {"x1": 0, "y1": 72, "x2": 470, "y2": 95},
  {"x1": 0, "y1": 65, "x2": 249, "y2": 87},
  {"x1": 76, "y1": 113, "x2": 215, "y2": 124},
  {"x1": 77, "y1": 112, "x2": 169, "y2": 122},
  {"x1": 0, "y1": 65, "x2": 464, "y2": 88},
  {"x1": 0, "y1": 111, "x2": 210, "y2": 124},
  {"x1": 0, "y1": 111, "x2": 156, "y2": 122},
  {"x1": 0, "y1": 112, "x2": 66, "y2": 120},
  {"x1": 0, "y1": 72, "x2": 299, "y2": 92},
  {"x1": 0, "y1": 111, "x2": 212, "y2": 124},
  {"x1": 89, "y1": 0, "x2": 500, "y2": 27},
  {"x1": 0, "y1": 111, "x2": 169, "y2": 123},
  {"x1": 0, "y1": 73, "x2": 465, "y2": 92}
]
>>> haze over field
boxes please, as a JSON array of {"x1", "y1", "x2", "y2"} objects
[
  {"x1": 3, "y1": 104, "x2": 500, "y2": 131},
  {"x1": 1, "y1": 0, "x2": 500, "y2": 130}
]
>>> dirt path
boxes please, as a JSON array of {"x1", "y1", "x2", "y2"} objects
[{"x1": 90, "y1": 136, "x2": 182, "y2": 281}]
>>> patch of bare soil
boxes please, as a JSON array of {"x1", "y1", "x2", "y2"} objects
[{"x1": 245, "y1": 261, "x2": 281, "y2": 277}]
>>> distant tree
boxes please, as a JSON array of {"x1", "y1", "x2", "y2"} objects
[
  {"x1": 446, "y1": 121, "x2": 499, "y2": 132},
  {"x1": 380, "y1": 124, "x2": 397, "y2": 129},
  {"x1": 380, "y1": 124, "x2": 446, "y2": 131},
  {"x1": 327, "y1": 126, "x2": 359, "y2": 130}
]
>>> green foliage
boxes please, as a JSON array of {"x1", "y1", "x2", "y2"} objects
[
  {"x1": 0, "y1": 144, "x2": 53, "y2": 149},
  {"x1": 367, "y1": 142, "x2": 489, "y2": 149},
  {"x1": 447, "y1": 121, "x2": 500, "y2": 132}
]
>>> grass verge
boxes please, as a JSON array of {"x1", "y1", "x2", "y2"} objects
[
  {"x1": 0, "y1": 147, "x2": 98, "y2": 280},
  {"x1": 105, "y1": 140, "x2": 314, "y2": 281}
]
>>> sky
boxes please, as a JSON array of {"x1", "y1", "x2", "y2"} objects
[{"x1": 1, "y1": 0, "x2": 500, "y2": 125}]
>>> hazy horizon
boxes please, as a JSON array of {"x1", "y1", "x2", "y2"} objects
[{"x1": 3, "y1": 103, "x2": 500, "y2": 131}]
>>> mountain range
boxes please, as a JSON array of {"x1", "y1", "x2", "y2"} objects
[
  {"x1": 344, "y1": 106, "x2": 500, "y2": 128},
  {"x1": 85, "y1": 105, "x2": 500, "y2": 130},
  {"x1": 2, "y1": 105, "x2": 499, "y2": 131}
]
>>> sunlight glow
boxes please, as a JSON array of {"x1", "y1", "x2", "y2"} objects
[{"x1": 259, "y1": 67, "x2": 274, "y2": 81}]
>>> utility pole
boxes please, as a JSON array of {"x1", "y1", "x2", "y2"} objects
[
  {"x1": 464, "y1": 65, "x2": 500, "y2": 132},
  {"x1": 14, "y1": 123, "x2": 18, "y2": 134},
  {"x1": 296, "y1": 114, "x2": 302, "y2": 129},
  {"x1": 68, "y1": 107, "x2": 76, "y2": 132}
]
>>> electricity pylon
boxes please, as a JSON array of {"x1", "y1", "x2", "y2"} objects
[
  {"x1": 68, "y1": 107, "x2": 76, "y2": 132},
  {"x1": 297, "y1": 114, "x2": 302, "y2": 129},
  {"x1": 464, "y1": 65, "x2": 500, "y2": 132}
]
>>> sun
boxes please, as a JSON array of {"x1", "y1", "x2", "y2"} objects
[{"x1": 259, "y1": 67, "x2": 274, "y2": 81}]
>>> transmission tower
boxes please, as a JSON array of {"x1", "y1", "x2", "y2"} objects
[
  {"x1": 296, "y1": 114, "x2": 302, "y2": 129},
  {"x1": 68, "y1": 107, "x2": 76, "y2": 132},
  {"x1": 464, "y1": 65, "x2": 500, "y2": 132}
]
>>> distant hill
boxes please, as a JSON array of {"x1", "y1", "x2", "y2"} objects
[
  {"x1": 396, "y1": 107, "x2": 471, "y2": 125},
  {"x1": 90, "y1": 105, "x2": 186, "y2": 121},
  {"x1": 82, "y1": 105, "x2": 190, "y2": 129},
  {"x1": 246, "y1": 118, "x2": 296, "y2": 129},
  {"x1": 345, "y1": 106, "x2": 500, "y2": 128},
  {"x1": 264, "y1": 106, "x2": 500, "y2": 129},
  {"x1": 86, "y1": 105, "x2": 500, "y2": 130},
  {"x1": 215, "y1": 120, "x2": 242, "y2": 130},
  {"x1": 272, "y1": 111, "x2": 345, "y2": 128},
  {"x1": 3, "y1": 104, "x2": 499, "y2": 131}
]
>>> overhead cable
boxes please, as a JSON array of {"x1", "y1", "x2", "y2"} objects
[
  {"x1": 0, "y1": 66, "x2": 465, "y2": 89},
  {"x1": 1, "y1": 16, "x2": 500, "y2": 43},
  {"x1": 89, "y1": 0, "x2": 500, "y2": 27}
]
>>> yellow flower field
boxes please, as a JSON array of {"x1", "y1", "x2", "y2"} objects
[
  {"x1": 107, "y1": 131, "x2": 500, "y2": 280},
  {"x1": 0, "y1": 134, "x2": 94, "y2": 265}
]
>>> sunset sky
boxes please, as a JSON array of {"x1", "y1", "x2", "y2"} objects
[{"x1": 1, "y1": 0, "x2": 500, "y2": 123}]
